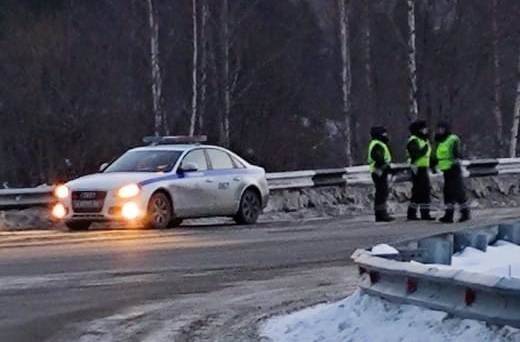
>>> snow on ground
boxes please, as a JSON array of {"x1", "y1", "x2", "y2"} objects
[
  {"x1": 262, "y1": 241, "x2": 520, "y2": 342},
  {"x1": 260, "y1": 290, "x2": 520, "y2": 342},
  {"x1": 449, "y1": 240, "x2": 520, "y2": 278}
]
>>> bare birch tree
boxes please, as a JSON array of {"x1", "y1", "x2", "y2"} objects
[
  {"x1": 198, "y1": 0, "x2": 209, "y2": 133},
  {"x1": 492, "y1": 0, "x2": 504, "y2": 151},
  {"x1": 364, "y1": 0, "x2": 374, "y2": 123},
  {"x1": 218, "y1": 0, "x2": 231, "y2": 147},
  {"x1": 509, "y1": 49, "x2": 520, "y2": 157},
  {"x1": 407, "y1": 0, "x2": 419, "y2": 122},
  {"x1": 189, "y1": 0, "x2": 199, "y2": 136},
  {"x1": 338, "y1": 0, "x2": 353, "y2": 165},
  {"x1": 146, "y1": 0, "x2": 164, "y2": 136}
]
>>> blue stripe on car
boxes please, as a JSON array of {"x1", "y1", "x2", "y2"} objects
[{"x1": 138, "y1": 168, "x2": 257, "y2": 187}]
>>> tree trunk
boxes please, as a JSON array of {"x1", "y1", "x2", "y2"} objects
[
  {"x1": 189, "y1": 0, "x2": 199, "y2": 136},
  {"x1": 146, "y1": 0, "x2": 164, "y2": 136},
  {"x1": 509, "y1": 50, "x2": 520, "y2": 157},
  {"x1": 407, "y1": 0, "x2": 419, "y2": 122},
  {"x1": 338, "y1": 0, "x2": 353, "y2": 166},
  {"x1": 492, "y1": 0, "x2": 504, "y2": 153},
  {"x1": 198, "y1": 0, "x2": 209, "y2": 133},
  {"x1": 364, "y1": 0, "x2": 374, "y2": 126},
  {"x1": 221, "y1": 0, "x2": 231, "y2": 147}
]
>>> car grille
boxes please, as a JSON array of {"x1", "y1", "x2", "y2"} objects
[{"x1": 71, "y1": 191, "x2": 107, "y2": 213}]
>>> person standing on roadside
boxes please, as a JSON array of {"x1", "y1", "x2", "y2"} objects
[
  {"x1": 433, "y1": 121, "x2": 471, "y2": 223},
  {"x1": 368, "y1": 126, "x2": 395, "y2": 222},
  {"x1": 406, "y1": 120, "x2": 435, "y2": 221}
]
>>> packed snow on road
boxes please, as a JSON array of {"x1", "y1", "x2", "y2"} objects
[{"x1": 261, "y1": 241, "x2": 520, "y2": 342}]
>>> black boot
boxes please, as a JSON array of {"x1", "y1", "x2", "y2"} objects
[
  {"x1": 439, "y1": 209, "x2": 454, "y2": 223},
  {"x1": 459, "y1": 207, "x2": 471, "y2": 222},
  {"x1": 407, "y1": 207, "x2": 419, "y2": 221},
  {"x1": 420, "y1": 208, "x2": 436, "y2": 221},
  {"x1": 375, "y1": 210, "x2": 395, "y2": 222}
]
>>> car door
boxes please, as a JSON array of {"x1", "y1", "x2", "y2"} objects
[
  {"x1": 170, "y1": 149, "x2": 213, "y2": 217},
  {"x1": 205, "y1": 148, "x2": 242, "y2": 215}
]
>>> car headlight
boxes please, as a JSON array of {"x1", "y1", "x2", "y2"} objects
[
  {"x1": 121, "y1": 202, "x2": 140, "y2": 220},
  {"x1": 52, "y1": 203, "x2": 67, "y2": 219},
  {"x1": 54, "y1": 185, "x2": 70, "y2": 199},
  {"x1": 118, "y1": 184, "x2": 140, "y2": 198}
]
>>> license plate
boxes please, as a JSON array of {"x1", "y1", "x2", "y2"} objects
[{"x1": 73, "y1": 200, "x2": 103, "y2": 208}]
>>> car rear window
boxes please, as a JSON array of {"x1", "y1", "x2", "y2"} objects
[{"x1": 207, "y1": 149, "x2": 234, "y2": 170}]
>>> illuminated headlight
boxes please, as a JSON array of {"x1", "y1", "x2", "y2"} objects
[
  {"x1": 52, "y1": 203, "x2": 67, "y2": 219},
  {"x1": 121, "y1": 202, "x2": 140, "y2": 220},
  {"x1": 54, "y1": 185, "x2": 70, "y2": 199},
  {"x1": 118, "y1": 184, "x2": 140, "y2": 198}
]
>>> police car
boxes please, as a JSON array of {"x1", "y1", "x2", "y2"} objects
[{"x1": 52, "y1": 136, "x2": 269, "y2": 230}]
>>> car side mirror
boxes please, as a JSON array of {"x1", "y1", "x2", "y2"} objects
[
  {"x1": 99, "y1": 163, "x2": 109, "y2": 172},
  {"x1": 179, "y1": 162, "x2": 198, "y2": 173}
]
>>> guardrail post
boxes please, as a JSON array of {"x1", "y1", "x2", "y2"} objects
[
  {"x1": 417, "y1": 234, "x2": 453, "y2": 265},
  {"x1": 498, "y1": 223, "x2": 520, "y2": 244}
]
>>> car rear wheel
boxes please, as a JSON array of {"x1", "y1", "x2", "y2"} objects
[
  {"x1": 234, "y1": 189, "x2": 261, "y2": 225},
  {"x1": 144, "y1": 192, "x2": 173, "y2": 229},
  {"x1": 66, "y1": 220, "x2": 91, "y2": 231}
]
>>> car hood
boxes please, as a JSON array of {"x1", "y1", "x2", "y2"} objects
[{"x1": 66, "y1": 172, "x2": 165, "y2": 191}]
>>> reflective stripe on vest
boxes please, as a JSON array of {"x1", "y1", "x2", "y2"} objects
[
  {"x1": 436, "y1": 134, "x2": 459, "y2": 171},
  {"x1": 408, "y1": 135, "x2": 431, "y2": 168},
  {"x1": 368, "y1": 140, "x2": 392, "y2": 173}
]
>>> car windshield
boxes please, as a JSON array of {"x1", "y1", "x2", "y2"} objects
[{"x1": 104, "y1": 150, "x2": 183, "y2": 173}]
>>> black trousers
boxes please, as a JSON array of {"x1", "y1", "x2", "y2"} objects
[
  {"x1": 410, "y1": 167, "x2": 431, "y2": 209},
  {"x1": 372, "y1": 172, "x2": 389, "y2": 211},
  {"x1": 443, "y1": 165, "x2": 467, "y2": 208}
]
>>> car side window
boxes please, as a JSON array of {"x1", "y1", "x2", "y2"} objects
[
  {"x1": 181, "y1": 150, "x2": 208, "y2": 171},
  {"x1": 207, "y1": 149, "x2": 235, "y2": 170},
  {"x1": 231, "y1": 156, "x2": 246, "y2": 168}
]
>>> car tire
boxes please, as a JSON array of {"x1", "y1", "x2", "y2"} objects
[
  {"x1": 144, "y1": 192, "x2": 173, "y2": 229},
  {"x1": 234, "y1": 189, "x2": 261, "y2": 225},
  {"x1": 168, "y1": 217, "x2": 183, "y2": 228},
  {"x1": 66, "y1": 221, "x2": 91, "y2": 231}
]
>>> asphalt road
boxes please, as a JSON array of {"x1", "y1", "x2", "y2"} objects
[{"x1": 1, "y1": 208, "x2": 519, "y2": 342}]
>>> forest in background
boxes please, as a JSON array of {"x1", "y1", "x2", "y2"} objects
[{"x1": 1, "y1": 0, "x2": 519, "y2": 186}]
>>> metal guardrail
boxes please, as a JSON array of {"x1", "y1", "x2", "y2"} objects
[
  {"x1": 2, "y1": 157, "x2": 520, "y2": 210},
  {"x1": 0, "y1": 187, "x2": 54, "y2": 210},
  {"x1": 352, "y1": 223, "x2": 520, "y2": 329}
]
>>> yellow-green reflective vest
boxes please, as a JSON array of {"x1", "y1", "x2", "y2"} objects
[
  {"x1": 436, "y1": 134, "x2": 460, "y2": 171},
  {"x1": 408, "y1": 135, "x2": 431, "y2": 168},
  {"x1": 368, "y1": 140, "x2": 392, "y2": 173}
]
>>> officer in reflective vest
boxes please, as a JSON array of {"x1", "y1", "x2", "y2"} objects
[
  {"x1": 368, "y1": 126, "x2": 395, "y2": 222},
  {"x1": 433, "y1": 121, "x2": 470, "y2": 223},
  {"x1": 406, "y1": 120, "x2": 435, "y2": 221}
]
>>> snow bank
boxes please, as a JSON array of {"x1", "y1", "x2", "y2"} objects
[
  {"x1": 450, "y1": 240, "x2": 520, "y2": 278},
  {"x1": 261, "y1": 290, "x2": 519, "y2": 342},
  {"x1": 370, "y1": 244, "x2": 398, "y2": 256}
]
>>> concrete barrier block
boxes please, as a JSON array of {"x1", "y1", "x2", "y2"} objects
[
  {"x1": 418, "y1": 235, "x2": 453, "y2": 265},
  {"x1": 454, "y1": 231, "x2": 491, "y2": 252},
  {"x1": 498, "y1": 223, "x2": 520, "y2": 244},
  {"x1": 478, "y1": 225, "x2": 499, "y2": 245}
]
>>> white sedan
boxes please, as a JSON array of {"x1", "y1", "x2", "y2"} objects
[{"x1": 52, "y1": 137, "x2": 269, "y2": 230}]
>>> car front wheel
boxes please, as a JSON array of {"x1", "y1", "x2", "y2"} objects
[
  {"x1": 234, "y1": 189, "x2": 261, "y2": 225},
  {"x1": 66, "y1": 220, "x2": 91, "y2": 231},
  {"x1": 144, "y1": 192, "x2": 173, "y2": 229}
]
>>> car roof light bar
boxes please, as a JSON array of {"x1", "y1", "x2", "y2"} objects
[{"x1": 143, "y1": 135, "x2": 208, "y2": 145}]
